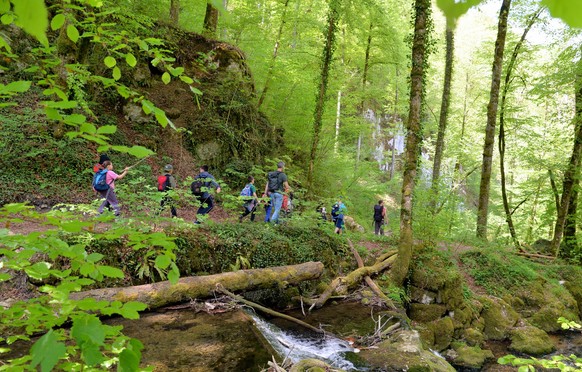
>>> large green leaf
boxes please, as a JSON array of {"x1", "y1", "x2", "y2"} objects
[
  {"x1": 127, "y1": 145, "x2": 154, "y2": 158},
  {"x1": 30, "y1": 330, "x2": 66, "y2": 372},
  {"x1": 66, "y1": 24, "x2": 80, "y2": 43},
  {"x1": 436, "y1": 0, "x2": 484, "y2": 27},
  {"x1": 542, "y1": 0, "x2": 582, "y2": 28},
  {"x1": 104, "y1": 56, "x2": 116, "y2": 68},
  {"x1": 97, "y1": 265, "x2": 124, "y2": 278},
  {"x1": 13, "y1": 0, "x2": 49, "y2": 47},
  {"x1": 71, "y1": 315, "x2": 105, "y2": 346},
  {"x1": 50, "y1": 13, "x2": 66, "y2": 30}
]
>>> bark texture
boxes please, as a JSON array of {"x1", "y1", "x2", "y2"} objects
[
  {"x1": 170, "y1": 0, "x2": 180, "y2": 24},
  {"x1": 203, "y1": 3, "x2": 219, "y2": 37},
  {"x1": 476, "y1": 0, "x2": 512, "y2": 239},
  {"x1": 392, "y1": 0, "x2": 431, "y2": 285},
  {"x1": 71, "y1": 262, "x2": 324, "y2": 310}
]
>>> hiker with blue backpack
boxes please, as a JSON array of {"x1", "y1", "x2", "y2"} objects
[
  {"x1": 93, "y1": 160, "x2": 129, "y2": 217},
  {"x1": 239, "y1": 176, "x2": 258, "y2": 222},
  {"x1": 264, "y1": 161, "x2": 291, "y2": 224},
  {"x1": 157, "y1": 164, "x2": 178, "y2": 218},
  {"x1": 191, "y1": 165, "x2": 221, "y2": 224},
  {"x1": 331, "y1": 196, "x2": 346, "y2": 234}
]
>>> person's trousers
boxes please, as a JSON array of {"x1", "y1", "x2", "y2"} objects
[
  {"x1": 197, "y1": 196, "x2": 214, "y2": 215},
  {"x1": 374, "y1": 220, "x2": 384, "y2": 235},
  {"x1": 270, "y1": 192, "x2": 283, "y2": 223},
  {"x1": 160, "y1": 195, "x2": 177, "y2": 217},
  {"x1": 98, "y1": 189, "x2": 120, "y2": 216}
]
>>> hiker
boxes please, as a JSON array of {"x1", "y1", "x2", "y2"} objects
[
  {"x1": 158, "y1": 164, "x2": 178, "y2": 218},
  {"x1": 373, "y1": 200, "x2": 387, "y2": 235},
  {"x1": 331, "y1": 197, "x2": 346, "y2": 234},
  {"x1": 239, "y1": 176, "x2": 258, "y2": 222},
  {"x1": 264, "y1": 161, "x2": 291, "y2": 224},
  {"x1": 96, "y1": 160, "x2": 129, "y2": 217},
  {"x1": 191, "y1": 165, "x2": 221, "y2": 224},
  {"x1": 93, "y1": 154, "x2": 112, "y2": 211}
]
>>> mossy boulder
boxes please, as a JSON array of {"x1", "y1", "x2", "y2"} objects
[
  {"x1": 564, "y1": 280, "x2": 582, "y2": 318},
  {"x1": 409, "y1": 286, "x2": 438, "y2": 304},
  {"x1": 509, "y1": 324, "x2": 555, "y2": 355},
  {"x1": 438, "y1": 274, "x2": 466, "y2": 310},
  {"x1": 410, "y1": 304, "x2": 447, "y2": 323},
  {"x1": 409, "y1": 249, "x2": 457, "y2": 292},
  {"x1": 290, "y1": 358, "x2": 343, "y2": 372},
  {"x1": 427, "y1": 317, "x2": 454, "y2": 351},
  {"x1": 359, "y1": 330, "x2": 456, "y2": 372},
  {"x1": 480, "y1": 296, "x2": 519, "y2": 340},
  {"x1": 460, "y1": 327, "x2": 485, "y2": 347},
  {"x1": 450, "y1": 303, "x2": 478, "y2": 329},
  {"x1": 447, "y1": 342, "x2": 494, "y2": 369}
]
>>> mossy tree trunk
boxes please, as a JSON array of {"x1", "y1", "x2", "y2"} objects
[
  {"x1": 476, "y1": 0, "x2": 512, "y2": 239},
  {"x1": 203, "y1": 2, "x2": 219, "y2": 37},
  {"x1": 170, "y1": 0, "x2": 180, "y2": 24},
  {"x1": 392, "y1": 0, "x2": 431, "y2": 285},
  {"x1": 71, "y1": 262, "x2": 324, "y2": 310},
  {"x1": 307, "y1": 0, "x2": 340, "y2": 190},
  {"x1": 552, "y1": 52, "x2": 582, "y2": 256}
]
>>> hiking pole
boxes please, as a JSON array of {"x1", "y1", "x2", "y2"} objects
[{"x1": 125, "y1": 156, "x2": 151, "y2": 170}]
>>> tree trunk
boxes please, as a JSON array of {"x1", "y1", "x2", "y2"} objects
[
  {"x1": 552, "y1": 57, "x2": 582, "y2": 256},
  {"x1": 71, "y1": 262, "x2": 324, "y2": 310},
  {"x1": 392, "y1": 0, "x2": 431, "y2": 285},
  {"x1": 203, "y1": 3, "x2": 219, "y2": 37},
  {"x1": 431, "y1": 26, "x2": 454, "y2": 211},
  {"x1": 498, "y1": 9, "x2": 541, "y2": 250},
  {"x1": 170, "y1": 0, "x2": 180, "y2": 24},
  {"x1": 257, "y1": 0, "x2": 290, "y2": 109},
  {"x1": 334, "y1": 90, "x2": 341, "y2": 154},
  {"x1": 307, "y1": 0, "x2": 340, "y2": 189},
  {"x1": 562, "y1": 185, "x2": 579, "y2": 257},
  {"x1": 476, "y1": 0, "x2": 512, "y2": 239}
]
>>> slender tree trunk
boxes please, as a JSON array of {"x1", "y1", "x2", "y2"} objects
[
  {"x1": 498, "y1": 9, "x2": 541, "y2": 249},
  {"x1": 562, "y1": 185, "x2": 579, "y2": 257},
  {"x1": 552, "y1": 57, "x2": 582, "y2": 256},
  {"x1": 363, "y1": 20, "x2": 373, "y2": 87},
  {"x1": 549, "y1": 169, "x2": 561, "y2": 211},
  {"x1": 170, "y1": 0, "x2": 180, "y2": 24},
  {"x1": 334, "y1": 90, "x2": 341, "y2": 154},
  {"x1": 476, "y1": 0, "x2": 512, "y2": 239},
  {"x1": 203, "y1": 3, "x2": 219, "y2": 37},
  {"x1": 525, "y1": 179, "x2": 542, "y2": 243},
  {"x1": 307, "y1": 0, "x2": 340, "y2": 189},
  {"x1": 392, "y1": 0, "x2": 431, "y2": 285},
  {"x1": 431, "y1": 27, "x2": 454, "y2": 211},
  {"x1": 390, "y1": 66, "x2": 399, "y2": 180},
  {"x1": 257, "y1": 0, "x2": 290, "y2": 109},
  {"x1": 356, "y1": 134, "x2": 362, "y2": 172}
]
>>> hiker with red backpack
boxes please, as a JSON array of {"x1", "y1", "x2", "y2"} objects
[
  {"x1": 191, "y1": 165, "x2": 221, "y2": 224},
  {"x1": 239, "y1": 176, "x2": 258, "y2": 222},
  {"x1": 264, "y1": 161, "x2": 291, "y2": 224},
  {"x1": 157, "y1": 164, "x2": 178, "y2": 218},
  {"x1": 94, "y1": 160, "x2": 129, "y2": 217}
]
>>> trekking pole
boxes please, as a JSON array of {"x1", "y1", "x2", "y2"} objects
[{"x1": 125, "y1": 156, "x2": 151, "y2": 170}]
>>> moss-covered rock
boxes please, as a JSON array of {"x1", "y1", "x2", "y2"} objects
[
  {"x1": 409, "y1": 249, "x2": 457, "y2": 292},
  {"x1": 359, "y1": 330, "x2": 456, "y2": 372},
  {"x1": 289, "y1": 358, "x2": 343, "y2": 372},
  {"x1": 409, "y1": 286, "x2": 438, "y2": 304},
  {"x1": 447, "y1": 342, "x2": 494, "y2": 369},
  {"x1": 410, "y1": 303, "x2": 447, "y2": 323},
  {"x1": 480, "y1": 296, "x2": 519, "y2": 340},
  {"x1": 438, "y1": 275, "x2": 466, "y2": 310},
  {"x1": 460, "y1": 327, "x2": 485, "y2": 347},
  {"x1": 415, "y1": 323, "x2": 435, "y2": 349},
  {"x1": 428, "y1": 317, "x2": 454, "y2": 351},
  {"x1": 509, "y1": 324, "x2": 555, "y2": 355},
  {"x1": 564, "y1": 280, "x2": 582, "y2": 318}
]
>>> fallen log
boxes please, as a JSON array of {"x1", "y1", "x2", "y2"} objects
[
  {"x1": 310, "y1": 254, "x2": 397, "y2": 310},
  {"x1": 71, "y1": 261, "x2": 324, "y2": 310},
  {"x1": 216, "y1": 284, "x2": 325, "y2": 334},
  {"x1": 347, "y1": 239, "x2": 396, "y2": 310},
  {"x1": 516, "y1": 251, "x2": 556, "y2": 260}
]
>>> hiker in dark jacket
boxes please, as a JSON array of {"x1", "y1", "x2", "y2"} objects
[
  {"x1": 193, "y1": 165, "x2": 221, "y2": 224},
  {"x1": 159, "y1": 164, "x2": 178, "y2": 218},
  {"x1": 373, "y1": 200, "x2": 387, "y2": 235},
  {"x1": 239, "y1": 176, "x2": 258, "y2": 222},
  {"x1": 264, "y1": 161, "x2": 291, "y2": 224}
]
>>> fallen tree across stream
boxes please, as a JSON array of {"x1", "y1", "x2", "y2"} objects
[{"x1": 71, "y1": 261, "x2": 324, "y2": 310}]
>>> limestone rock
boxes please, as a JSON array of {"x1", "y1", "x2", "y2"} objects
[
  {"x1": 448, "y1": 342, "x2": 494, "y2": 369},
  {"x1": 480, "y1": 296, "x2": 519, "y2": 340},
  {"x1": 359, "y1": 330, "x2": 456, "y2": 372},
  {"x1": 410, "y1": 303, "x2": 447, "y2": 323},
  {"x1": 509, "y1": 325, "x2": 555, "y2": 355}
]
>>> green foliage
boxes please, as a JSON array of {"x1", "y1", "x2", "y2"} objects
[
  {"x1": 0, "y1": 203, "x2": 178, "y2": 370},
  {"x1": 459, "y1": 249, "x2": 539, "y2": 295}
]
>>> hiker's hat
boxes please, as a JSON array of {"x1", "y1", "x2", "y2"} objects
[{"x1": 164, "y1": 164, "x2": 173, "y2": 171}]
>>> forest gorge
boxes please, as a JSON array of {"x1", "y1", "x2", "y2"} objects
[{"x1": 1, "y1": 0, "x2": 582, "y2": 371}]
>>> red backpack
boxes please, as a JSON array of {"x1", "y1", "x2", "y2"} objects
[{"x1": 157, "y1": 175, "x2": 170, "y2": 191}]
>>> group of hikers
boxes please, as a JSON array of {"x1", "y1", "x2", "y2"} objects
[{"x1": 92, "y1": 155, "x2": 389, "y2": 234}]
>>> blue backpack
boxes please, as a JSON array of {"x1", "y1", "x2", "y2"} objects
[
  {"x1": 240, "y1": 184, "x2": 252, "y2": 197},
  {"x1": 92, "y1": 169, "x2": 109, "y2": 191}
]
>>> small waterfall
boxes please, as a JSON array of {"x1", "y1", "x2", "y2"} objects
[
  {"x1": 246, "y1": 310, "x2": 362, "y2": 371},
  {"x1": 365, "y1": 109, "x2": 405, "y2": 171}
]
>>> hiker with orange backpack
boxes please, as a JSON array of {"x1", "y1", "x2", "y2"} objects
[{"x1": 157, "y1": 164, "x2": 178, "y2": 218}]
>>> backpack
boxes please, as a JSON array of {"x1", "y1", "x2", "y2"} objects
[
  {"x1": 240, "y1": 184, "x2": 252, "y2": 197},
  {"x1": 374, "y1": 204, "x2": 384, "y2": 222},
  {"x1": 267, "y1": 171, "x2": 281, "y2": 192},
  {"x1": 191, "y1": 179, "x2": 204, "y2": 196},
  {"x1": 158, "y1": 175, "x2": 170, "y2": 192},
  {"x1": 331, "y1": 203, "x2": 340, "y2": 220},
  {"x1": 92, "y1": 169, "x2": 109, "y2": 191}
]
